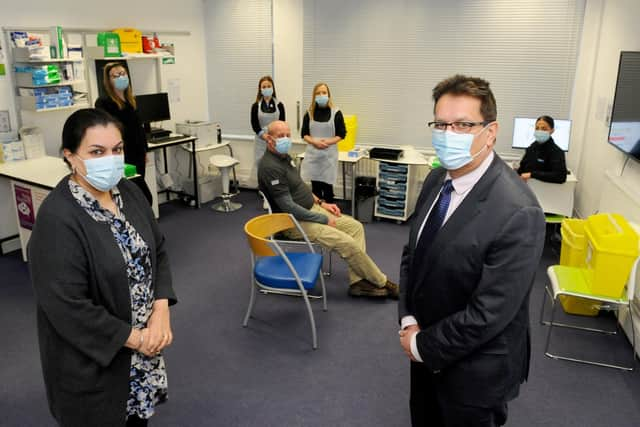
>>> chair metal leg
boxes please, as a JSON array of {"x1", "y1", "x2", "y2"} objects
[
  {"x1": 301, "y1": 290, "x2": 318, "y2": 350},
  {"x1": 629, "y1": 307, "x2": 637, "y2": 368},
  {"x1": 319, "y1": 270, "x2": 328, "y2": 312},
  {"x1": 539, "y1": 285, "x2": 550, "y2": 325},
  {"x1": 545, "y1": 295, "x2": 634, "y2": 371},
  {"x1": 243, "y1": 280, "x2": 257, "y2": 327}
]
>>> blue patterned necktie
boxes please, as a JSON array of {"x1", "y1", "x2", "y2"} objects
[{"x1": 415, "y1": 179, "x2": 454, "y2": 255}]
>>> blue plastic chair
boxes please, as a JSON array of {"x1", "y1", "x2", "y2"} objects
[{"x1": 243, "y1": 213, "x2": 327, "y2": 349}]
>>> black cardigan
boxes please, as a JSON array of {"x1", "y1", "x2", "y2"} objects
[
  {"x1": 28, "y1": 176, "x2": 176, "y2": 426},
  {"x1": 517, "y1": 137, "x2": 567, "y2": 183}
]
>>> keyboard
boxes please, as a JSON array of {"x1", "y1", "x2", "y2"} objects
[{"x1": 148, "y1": 135, "x2": 190, "y2": 145}]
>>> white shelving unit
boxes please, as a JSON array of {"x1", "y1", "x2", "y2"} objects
[{"x1": 10, "y1": 46, "x2": 89, "y2": 115}]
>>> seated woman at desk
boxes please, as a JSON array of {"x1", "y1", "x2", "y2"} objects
[
  {"x1": 29, "y1": 108, "x2": 177, "y2": 427},
  {"x1": 96, "y1": 62, "x2": 153, "y2": 204},
  {"x1": 517, "y1": 115, "x2": 567, "y2": 183}
]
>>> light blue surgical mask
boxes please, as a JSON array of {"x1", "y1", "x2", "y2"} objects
[
  {"x1": 275, "y1": 137, "x2": 292, "y2": 154},
  {"x1": 77, "y1": 154, "x2": 124, "y2": 192},
  {"x1": 431, "y1": 126, "x2": 489, "y2": 170},
  {"x1": 261, "y1": 87, "x2": 273, "y2": 98},
  {"x1": 113, "y1": 75, "x2": 129, "y2": 91},
  {"x1": 534, "y1": 130, "x2": 551, "y2": 143},
  {"x1": 315, "y1": 95, "x2": 329, "y2": 107}
]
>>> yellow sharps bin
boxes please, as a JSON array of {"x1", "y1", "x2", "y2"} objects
[
  {"x1": 584, "y1": 213, "x2": 639, "y2": 298},
  {"x1": 558, "y1": 218, "x2": 601, "y2": 316},
  {"x1": 338, "y1": 115, "x2": 357, "y2": 152}
]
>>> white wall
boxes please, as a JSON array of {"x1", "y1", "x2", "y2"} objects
[{"x1": 572, "y1": 0, "x2": 640, "y2": 218}]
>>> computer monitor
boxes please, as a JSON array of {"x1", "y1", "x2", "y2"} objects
[
  {"x1": 512, "y1": 117, "x2": 572, "y2": 152},
  {"x1": 136, "y1": 93, "x2": 170, "y2": 134}
]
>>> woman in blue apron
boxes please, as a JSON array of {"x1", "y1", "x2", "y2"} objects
[
  {"x1": 300, "y1": 82, "x2": 346, "y2": 203},
  {"x1": 251, "y1": 76, "x2": 285, "y2": 164}
]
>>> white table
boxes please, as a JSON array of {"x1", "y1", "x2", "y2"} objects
[
  {"x1": 0, "y1": 156, "x2": 71, "y2": 260},
  {"x1": 527, "y1": 171, "x2": 578, "y2": 217}
]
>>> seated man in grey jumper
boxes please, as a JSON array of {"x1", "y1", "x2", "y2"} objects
[{"x1": 258, "y1": 120, "x2": 398, "y2": 299}]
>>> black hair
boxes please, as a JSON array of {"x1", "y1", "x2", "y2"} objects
[
  {"x1": 60, "y1": 108, "x2": 123, "y2": 165},
  {"x1": 433, "y1": 74, "x2": 497, "y2": 121},
  {"x1": 536, "y1": 115, "x2": 555, "y2": 129}
]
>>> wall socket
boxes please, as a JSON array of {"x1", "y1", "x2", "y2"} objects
[{"x1": 0, "y1": 110, "x2": 10, "y2": 132}]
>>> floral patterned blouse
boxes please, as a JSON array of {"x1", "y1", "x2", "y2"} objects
[{"x1": 69, "y1": 180, "x2": 168, "y2": 420}]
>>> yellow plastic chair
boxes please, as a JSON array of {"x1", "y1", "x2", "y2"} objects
[
  {"x1": 243, "y1": 213, "x2": 327, "y2": 349},
  {"x1": 541, "y1": 251, "x2": 639, "y2": 370},
  {"x1": 257, "y1": 190, "x2": 333, "y2": 277}
]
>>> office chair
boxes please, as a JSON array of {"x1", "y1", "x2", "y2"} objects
[
  {"x1": 257, "y1": 190, "x2": 333, "y2": 278},
  {"x1": 541, "y1": 251, "x2": 639, "y2": 371},
  {"x1": 243, "y1": 213, "x2": 327, "y2": 349},
  {"x1": 209, "y1": 154, "x2": 241, "y2": 212}
]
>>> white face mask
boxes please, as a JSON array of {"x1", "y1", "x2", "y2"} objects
[
  {"x1": 431, "y1": 125, "x2": 489, "y2": 170},
  {"x1": 75, "y1": 154, "x2": 124, "y2": 191}
]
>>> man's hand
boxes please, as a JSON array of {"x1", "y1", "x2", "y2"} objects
[
  {"x1": 399, "y1": 325, "x2": 420, "y2": 362},
  {"x1": 520, "y1": 172, "x2": 531, "y2": 181},
  {"x1": 322, "y1": 202, "x2": 341, "y2": 217}
]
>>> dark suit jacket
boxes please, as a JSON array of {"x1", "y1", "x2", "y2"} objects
[
  {"x1": 28, "y1": 177, "x2": 176, "y2": 426},
  {"x1": 399, "y1": 154, "x2": 545, "y2": 408}
]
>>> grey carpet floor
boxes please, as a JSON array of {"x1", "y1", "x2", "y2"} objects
[{"x1": 1, "y1": 190, "x2": 639, "y2": 426}]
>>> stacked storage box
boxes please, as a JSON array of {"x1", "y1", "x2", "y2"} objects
[
  {"x1": 15, "y1": 64, "x2": 61, "y2": 86},
  {"x1": 18, "y1": 86, "x2": 73, "y2": 110},
  {"x1": 376, "y1": 161, "x2": 408, "y2": 218}
]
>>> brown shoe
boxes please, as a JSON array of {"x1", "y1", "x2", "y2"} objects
[
  {"x1": 384, "y1": 280, "x2": 399, "y2": 300},
  {"x1": 348, "y1": 280, "x2": 388, "y2": 298}
]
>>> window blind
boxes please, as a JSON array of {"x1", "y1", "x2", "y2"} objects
[
  {"x1": 303, "y1": 0, "x2": 585, "y2": 154},
  {"x1": 204, "y1": 0, "x2": 273, "y2": 134}
]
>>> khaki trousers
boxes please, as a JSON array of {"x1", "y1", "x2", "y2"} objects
[{"x1": 284, "y1": 205, "x2": 387, "y2": 286}]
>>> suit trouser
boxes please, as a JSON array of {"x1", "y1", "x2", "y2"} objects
[
  {"x1": 284, "y1": 205, "x2": 387, "y2": 286},
  {"x1": 410, "y1": 362, "x2": 508, "y2": 427}
]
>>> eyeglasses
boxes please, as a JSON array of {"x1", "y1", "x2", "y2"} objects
[
  {"x1": 427, "y1": 121, "x2": 492, "y2": 133},
  {"x1": 110, "y1": 70, "x2": 127, "y2": 79}
]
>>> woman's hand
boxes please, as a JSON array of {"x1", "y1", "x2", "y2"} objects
[
  {"x1": 144, "y1": 299, "x2": 173, "y2": 355},
  {"x1": 311, "y1": 138, "x2": 329, "y2": 149}
]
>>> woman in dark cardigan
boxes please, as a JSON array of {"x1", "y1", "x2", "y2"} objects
[
  {"x1": 28, "y1": 109, "x2": 177, "y2": 427},
  {"x1": 95, "y1": 62, "x2": 153, "y2": 204}
]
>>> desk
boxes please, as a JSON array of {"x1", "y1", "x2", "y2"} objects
[
  {"x1": 527, "y1": 172, "x2": 578, "y2": 217},
  {"x1": 147, "y1": 134, "x2": 199, "y2": 207},
  {"x1": 0, "y1": 156, "x2": 72, "y2": 260},
  {"x1": 297, "y1": 150, "x2": 366, "y2": 215}
]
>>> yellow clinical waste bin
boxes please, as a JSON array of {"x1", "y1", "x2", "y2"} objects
[
  {"x1": 338, "y1": 115, "x2": 357, "y2": 152},
  {"x1": 584, "y1": 213, "x2": 639, "y2": 298},
  {"x1": 558, "y1": 218, "x2": 601, "y2": 316}
]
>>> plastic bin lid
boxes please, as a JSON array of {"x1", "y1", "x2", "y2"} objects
[{"x1": 585, "y1": 213, "x2": 639, "y2": 256}]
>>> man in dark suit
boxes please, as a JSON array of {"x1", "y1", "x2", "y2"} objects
[{"x1": 398, "y1": 75, "x2": 546, "y2": 427}]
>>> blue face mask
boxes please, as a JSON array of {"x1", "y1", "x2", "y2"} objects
[
  {"x1": 77, "y1": 154, "x2": 125, "y2": 192},
  {"x1": 261, "y1": 87, "x2": 273, "y2": 98},
  {"x1": 431, "y1": 126, "x2": 489, "y2": 170},
  {"x1": 534, "y1": 130, "x2": 551, "y2": 143},
  {"x1": 113, "y1": 75, "x2": 129, "y2": 91},
  {"x1": 315, "y1": 95, "x2": 329, "y2": 107},
  {"x1": 275, "y1": 137, "x2": 292, "y2": 154}
]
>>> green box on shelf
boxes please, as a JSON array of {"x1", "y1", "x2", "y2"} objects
[{"x1": 97, "y1": 32, "x2": 122, "y2": 57}]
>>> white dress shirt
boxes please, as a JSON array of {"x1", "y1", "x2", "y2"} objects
[{"x1": 402, "y1": 151, "x2": 495, "y2": 363}]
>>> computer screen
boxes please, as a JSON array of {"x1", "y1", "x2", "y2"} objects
[
  {"x1": 608, "y1": 52, "x2": 640, "y2": 161},
  {"x1": 512, "y1": 117, "x2": 572, "y2": 152},
  {"x1": 136, "y1": 93, "x2": 171, "y2": 125}
]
